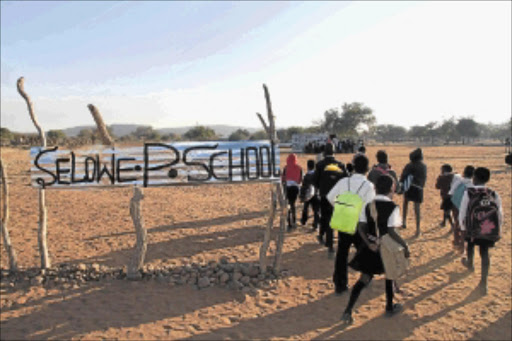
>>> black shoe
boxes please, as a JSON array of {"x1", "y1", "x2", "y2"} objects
[
  {"x1": 385, "y1": 303, "x2": 403, "y2": 317},
  {"x1": 335, "y1": 285, "x2": 349, "y2": 296},
  {"x1": 479, "y1": 281, "x2": 488, "y2": 296},
  {"x1": 461, "y1": 258, "x2": 474, "y2": 272},
  {"x1": 328, "y1": 247, "x2": 335, "y2": 259},
  {"x1": 341, "y1": 312, "x2": 353, "y2": 324},
  {"x1": 317, "y1": 235, "x2": 324, "y2": 245}
]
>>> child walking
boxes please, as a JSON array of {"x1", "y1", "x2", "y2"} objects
[
  {"x1": 282, "y1": 153, "x2": 303, "y2": 231},
  {"x1": 449, "y1": 165, "x2": 475, "y2": 253},
  {"x1": 459, "y1": 167, "x2": 503, "y2": 295},
  {"x1": 299, "y1": 160, "x2": 320, "y2": 232},
  {"x1": 400, "y1": 148, "x2": 427, "y2": 238},
  {"x1": 435, "y1": 164, "x2": 455, "y2": 230},
  {"x1": 341, "y1": 174, "x2": 410, "y2": 324}
]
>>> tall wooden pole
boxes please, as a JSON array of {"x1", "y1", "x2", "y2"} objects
[
  {"x1": 257, "y1": 84, "x2": 286, "y2": 273},
  {"x1": 17, "y1": 77, "x2": 50, "y2": 269},
  {"x1": 0, "y1": 159, "x2": 18, "y2": 272}
]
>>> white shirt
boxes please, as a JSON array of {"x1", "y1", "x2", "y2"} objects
[
  {"x1": 459, "y1": 185, "x2": 503, "y2": 231},
  {"x1": 327, "y1": 173, "x2": 375, "y2": 221},
  {"x1": 448, "y1": 175, "x2": 472, "y2": 196},
  {"x1": 359, "y1": 194, "x2": 402, "y2": 227}
]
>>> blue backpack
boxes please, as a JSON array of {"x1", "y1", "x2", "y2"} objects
[{"x1": 451, "y1": 182, "x2": 467, "y2": 209}]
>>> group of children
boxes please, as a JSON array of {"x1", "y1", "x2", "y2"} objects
[{"x1": 281, "y1": 144, "x2": 504, "y2": 324}]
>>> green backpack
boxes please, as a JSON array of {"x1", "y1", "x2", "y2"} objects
[{"x1": 330, "y1": 178, "x2": 367, "y2": 235}]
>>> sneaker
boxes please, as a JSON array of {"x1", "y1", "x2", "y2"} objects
[
  {"x1": 335, "y1": 285, "x2": 349, "y2": 296},
  {"x1": 341, "y1": 312, "x2": 354, "y2": 324},
  {"x1": 385, "y1": 303, "x2": 403, "y2": 317},
  {"x1": 461, "y1": 258, "x2": 474, "y2": 272}
]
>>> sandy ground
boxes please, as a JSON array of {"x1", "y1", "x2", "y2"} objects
[{"x1": 1, "y1": 145, "x2": 510, "y2": 340}]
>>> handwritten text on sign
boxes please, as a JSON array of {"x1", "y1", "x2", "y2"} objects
[{"x1": 30, "y1": 141, "x2": 280, "y2": 189}]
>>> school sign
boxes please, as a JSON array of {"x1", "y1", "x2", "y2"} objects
[{"x1": 30, "y1": 140, "x2": 281, "y2": 189}]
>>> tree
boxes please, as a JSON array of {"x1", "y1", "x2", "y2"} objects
[
  {"x1": 373, "y1": 124, "x2": 407, "y2": 142},
  {"x1": 437, "y1": 117, "x2": 458, "y2": 144},
  {"x1": 183, "y1": 126, "x2": 218, "y2": 141},
  {"x1": 132, "y1": 126, "x2": 160, "y2": 141},
  {"x1": 161, "y1": 132, "x2": 181, "y2": 142},
  {"x1": 456, "y1": 118, "x2": 480, "y2": 144},
  {"x1": 249, "y1": 130, "x2": 268, "y2": 140},
  {"x1": 228, "y1": 129, "x2": 251, "y2": 141},
  {"x1": 0, "y1": 128, "x2": 12, "y2": 144},
  {"x1": 319, "y1": 102, "x2": 375, "y2": 137},
  {"x1": 47, "y1": 130, "x2": 67, "y2": 144}
]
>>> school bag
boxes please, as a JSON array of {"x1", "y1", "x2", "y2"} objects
[
  {"x1": 465, "y1": 188, "x2": 501, "y2": 242},
  {"x1": 320, "y1": 163, "x2": 344, "y2": 191},
  {"x1": 369, "y1": 201, "x2": 408, "y2": 280},
  {"x1": 300, "y1": 183, "x2": 315, "y2": 202},
  {"x1": 330, "y1": 178, "x2": 366, "y2": 235},
  {"x1": 450, "y1": 182, "x2": 467, "y2": 209}
]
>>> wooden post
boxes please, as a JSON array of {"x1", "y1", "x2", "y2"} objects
[
  {"x1": 17, "y1": 77, "x2": 50, "y2": 269},
  {"x1": 256, "y1": 84, "x2": 286, "y2": 273},
  {"x1": 259, "y1": 188, "x2": 276, "y2": 274},
  {"x1": 0, "y1": 159, "x2": 18, "y2": 272},
  {"x1": 86, "y1": 104, "x2": 147, "y2": 277},
  {"x1": 127, "y1": 187, "x2": 146, "y2": 279},
  {"x1": 87, "y1": 104, "x2": 114, "y2": 146}
]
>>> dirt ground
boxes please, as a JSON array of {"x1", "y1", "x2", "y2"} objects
[{"x1": 1, "y1": 145, "x2": 510, "y2": 340}]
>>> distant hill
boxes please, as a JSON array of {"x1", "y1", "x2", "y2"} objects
[{"x1": 62, "y1": 124, "x2": 260, "y2": 138}]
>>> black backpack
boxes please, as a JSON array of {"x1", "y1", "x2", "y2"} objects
[
  {"x1": 319, "y1": 163, "x2": 344, "y2": 194},
  {"x1": 465, "y1": 188, "x2": 501, "y2": 242}
]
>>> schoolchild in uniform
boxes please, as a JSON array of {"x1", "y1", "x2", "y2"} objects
[
  {"x1": 313, "y1": 143, "x2": 347, "y2": 257},
  {"x1": 300, "y1": 160, "x2": 320, "y2": 231},
  {"x1": 449, "y1": 165, "x2": 475, "y2": 253},
  {"x1": 282, "y1": 153, "x2": 303, "y2": 231},
  {"x1": 435, "y1": 164, "x2": 455, "y2": 230},
  {"x1": 368, "y1": 150, "x2": 398, "y2": 187},
  {"x1": 400, "y1": 148, "x2": 427, "y2": 237},
  {"x1": 459, "y1": 167, "x2": 503, "y2": 295},
  {"x1": 340, "y1": 174, "x2": 410, "y2": 324},
  {"x1": 327, "y1": 154, "x2": 375, "y2": 294}
]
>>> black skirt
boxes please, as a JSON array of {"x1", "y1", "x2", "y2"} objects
[
  {"x1": 349, "y1": 244, "x2": 385, "y2": 275},
  {"x1": 405, "y1": 185, "x2": 423, "y2": 203},
  {"x1": 464, "y1": 236, "x2": 496, "y2": 248}
]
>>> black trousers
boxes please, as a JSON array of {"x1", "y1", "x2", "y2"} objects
[
  {"x1": 333, "y1": 231, "x2": 359, "y2": 289},
  {"x1": 467, "y1": 241, "x2": 490, "y2": 283},
  {"x1": 319, "y1": 196, "x2": 334, "y2": 249},
  {"x1": 301, "y1": 195, "x2": 320, "y2": 228},
  {"x1": 286, "y1": 186, "x2": 299, "y2": 228}
]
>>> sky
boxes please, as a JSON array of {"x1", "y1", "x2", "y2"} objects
[{"x1": 1, "y1": 1, "x2": 511, "y2": 133}]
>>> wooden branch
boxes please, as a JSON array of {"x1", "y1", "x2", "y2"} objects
[
  {"x1": 273, "y1": 181, "x2": 287, "y2": 273},
  {"x1": 127, "y1": 187, "x2": 146, "y2": 279},
  {"x1": 0, "y1": 159, "x2": 18, "y2": 272},
  {"x1": 17, "y1": 77, "x2": 46, "y2": 147},
  {"x1": 263, "y1": 84, "x2": 277, "y2": 142},
  {"x1": 259, "y1": 187, "x2": 277, "y2": 274},
  {"x1": 88, "y1": 104, "x2": 114, "y2": 146},
  {"x1": 17, "y1": 77, "x2": 50, "y2": 269},
  {"x1": 256, "y1": 113, "x2": 270, "y2": 137}
]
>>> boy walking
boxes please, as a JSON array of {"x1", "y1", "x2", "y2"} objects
[
  {"x1": 327, "y1": 154, "x2": 375, "y2": 294},
  {"x1": 459, "y1": 167, "x2": 503, "y2": 295},
  {"x1": 435, "y1": 164, "x2": 455, "y2": 230},
  {"x1": 300, "y1": 160, "x2": 320, "y2": 231},
  {"x1": 313, "y1": 143, "x2": 347, "y2": 257}
]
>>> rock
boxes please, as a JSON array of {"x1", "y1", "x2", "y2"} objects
[
  {"x1": 241, "y1": 287, "x2": 251, "y2": 294},
  {"x1": 257, "y1": 274, "x2": 266, "y2": 281},
  {"x1": 220, "y1": 256, "x2": 229, "y2": 264},
  {"x1": 157, "y1": 274, "x2": 166, "y2": 283},
  {"x1": 77, "y1": 263, "x2": 87, "y2": 272},
  {"x1": 219, "y1": 273, "x2": 230, "y2": 283},
  {"x1": 233, "y1": 272, "x2": 243, "y2": 281},
  {"x1": 251, "y1": 278, "x2": 259, "y2": 285},
  {"x1": 31, "y1": 276, "x2": 44, "y2": 286},
  {"x1": 247, "y1": 266, "x2": 260, "y2": 277},
  {"x1": 222, "y1": 264, "x2": 234, "y2": 273},
  {"x1": 91, "y1": 263, "x2": 100, "y2": 272},
  {"x1": 198, "y1": 277, "x2": 210, "y2": 289},
  {"x1": 240, "y1": 276, "x2": 251, "y2": 285}
]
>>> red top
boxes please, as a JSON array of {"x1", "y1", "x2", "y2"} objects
[{"x1": 282, "y1": 153, "x2": 302, "y2": 184}]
